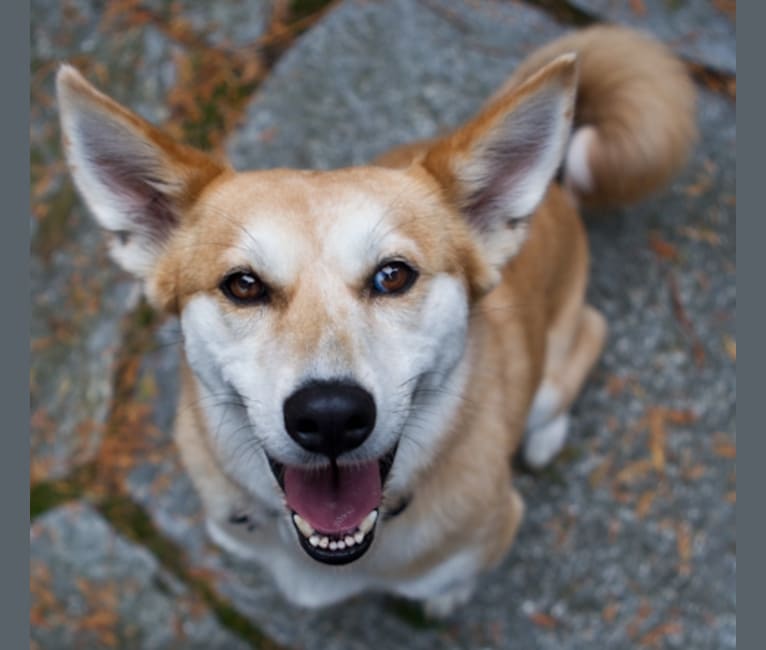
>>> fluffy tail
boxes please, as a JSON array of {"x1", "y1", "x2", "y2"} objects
[{"x1": 505, "y1": 26, "x2": 697, "y2": 209}]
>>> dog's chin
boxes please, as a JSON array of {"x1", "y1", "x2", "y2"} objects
[{"x1": 267, "y1": 446, "x2": 397, "y2": 566}]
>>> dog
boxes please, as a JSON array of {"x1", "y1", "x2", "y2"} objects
[{"x1": 56, "y1": 25, "x2": 696, "y2": 617}]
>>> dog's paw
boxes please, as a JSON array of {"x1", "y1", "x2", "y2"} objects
[
  {"x1": 526, "y1": 380, "x2": 562, "y2": 432},
  {"x1": 523, "y1": 413, "x2": 570, "y2": 469},
  {"x1": 423, "y1": 580, "x2": 476, "y2": 619}
]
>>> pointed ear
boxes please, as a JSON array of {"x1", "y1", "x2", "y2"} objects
[
  {"x1": 423, "y1": 54, "x2": 577, "y2": 272},
  {"x1": 56, "y1": 65, "x2": 229, "y2": 277}
]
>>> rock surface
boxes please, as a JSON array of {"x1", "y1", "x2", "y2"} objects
[
  {"x1": 31, "y1": 0, "x2": 736, "y2": 648},
  {"x1": 30, "y1": 503, "x2": 251, "y2": 650},
  {"x1": 570, "y1": 0, "x2": 736, "y2": 74},
  {"x1": 228, "y1": 0, "x2": 566, "y2": 169},
  {"x1": 144, "y1": 0, "x2": 274, "y2": 48},
  {"x1": 30, "y1": 0, "x2": 182, "y2": 481}
]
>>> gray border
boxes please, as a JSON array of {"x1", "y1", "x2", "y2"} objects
[
  {"x1": 737, "y1": 3, "x2": 754, "y2": 649},
  {"x1": 4, "y1": 0, "x2": 30, "y2": 647}
]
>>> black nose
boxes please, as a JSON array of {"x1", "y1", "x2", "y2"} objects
[{"x1": 283, "y1": 381, "x2": 376, "y2": 459}]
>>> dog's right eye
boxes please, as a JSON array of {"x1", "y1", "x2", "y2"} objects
[{"x1": 220, "y1": 271, "x2": 269, "y2": 305}]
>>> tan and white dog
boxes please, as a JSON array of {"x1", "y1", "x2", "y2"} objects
[{"x1": 57, "y1": 26, "x2": 696, "y2": 616}]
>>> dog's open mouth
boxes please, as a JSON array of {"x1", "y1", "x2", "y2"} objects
[{"x1": 268, "y1": 448, "x2": 396, "y2": 565}]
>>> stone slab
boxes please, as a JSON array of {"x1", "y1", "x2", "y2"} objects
[
  {"x1": 228, "y1": 0, "x2": 566, "y2": 170},
  {"x1": 30, "y1": 503, "x2": 250, "y2": 649},
  {"x1": 30, "y1": 0, "x2": 183, "y2": 482},
  {"x1": 144, "y1": 0, "x2": 274, "y2": 48},
  {"x1": 570, "y1": 0, "x2": 736, "y2": 74}
]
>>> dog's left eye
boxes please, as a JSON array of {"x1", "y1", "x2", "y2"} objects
[
  {"x1": 220, "y1": 271, "x2": 268, "y2": 304},
  {"x1": 371, "y1": 261, "x2": 418, "y2": 296}
]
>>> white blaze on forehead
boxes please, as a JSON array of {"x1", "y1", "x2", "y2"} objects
[
  {"x1": 321, "y1": 193, "x2": 422, "y2": 280},
  {"x1": 231, "y1": 189, "x2": 421, "y2": 287},
  {"x1": 231, "y1": 219, "x2": 312, "y2": 287}
]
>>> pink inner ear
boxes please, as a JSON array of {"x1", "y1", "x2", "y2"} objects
[
  {"x1": 78, "y1": 113, "x2": 178, "y2": 239},
  {"x1": 461, "y1": 89, "x2": 567, "y2": 231}
]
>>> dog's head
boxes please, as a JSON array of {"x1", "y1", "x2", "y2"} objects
[{"x1": 56, "y1": 56, "x2": 576, "y2": 565}]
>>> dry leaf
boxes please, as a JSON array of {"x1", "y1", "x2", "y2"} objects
[
  {"x1": 649, "y1": 232, "x2": 679, "y2": 262},
  {"x1": 713, "y1": 441, "x2": 736, "y2": 459},
  {"x1": 529, "y1": 612, "x2": 559, "y2": 629},
  {"x1": 639, "y1": 620, "x2": 683, "y2": 648},
  {"x1": 682, "y1": 464, "x2": 707, "y2": 481},
  {"x1": 713, "y1": 0, "x2": 736, "y2": 20},
  {"x1": 616, "y1": 459, "x2": 654, "y2": 485},
  {"x1": 636, "y1": 491, "x2": 656, "y2": 519},
  {"x1": 676, "y1": 523, "x2": 692, "y2": 576},
  {"x1": 602, "y1": 602, "x2": 619, "y2": 623},
  {"x1": 648, "y1": 408, "x2": 667, "y2": 473},
  {"x1": 665, "y1": 409, "x2": 697, "y2": 425},
  {"x1": 630, "y1": 0, "x2": 647, "y2": 16},
  {"x1": 679, "y1": 226, "x2": 721, "y2": 246}
]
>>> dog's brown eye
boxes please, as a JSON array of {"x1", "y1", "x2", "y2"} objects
[
  {"x1": 221, "y1": 271, "x2": 268, "y2": 304},
  {"x1": 371, "y1": 261, "x2": 418, "y2": 296}
]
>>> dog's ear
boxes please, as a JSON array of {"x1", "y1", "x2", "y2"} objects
[
  {"x1": 56, "y1": 65, "x2": 228, "y2": 278},
  {"x1": 423, "y1": 54, "x2": 577, "y2": 274}
]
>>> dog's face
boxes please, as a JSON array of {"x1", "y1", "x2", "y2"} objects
[
  {"x1": 162, "y1": 168, "x2": 481, "y2": 563},
  {"x1": 56, "y1": 55, "x2": 576, "y2": 565}
]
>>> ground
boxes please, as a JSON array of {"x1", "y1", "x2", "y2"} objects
[{"x1": 30, "y1": 1, "x2": 736, "y2": 648}]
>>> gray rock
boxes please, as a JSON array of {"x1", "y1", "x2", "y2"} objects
[
  {"x1": 570, "y1": 0, "x2": 736, "y2": 74},
  {"x1": 227, "y1": 0, "x2": 565, "y2": 170},
  {"x1": 32, "y1": 0, "x2": 180, "y2": 158},
  {"x1": 30, "y1": 503, "x2": 250, "y2": 649},
  {"x1": 30, "y1": 0, "x2": 182, "y2": 481},
  {"x1": 30, "y1": 207, "x2": 139, "y2": 482},
  {"x1": 144, "y1": 0, "x2": 274, "y2": 48}
]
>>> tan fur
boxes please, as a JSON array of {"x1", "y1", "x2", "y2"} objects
[
  {"x1": 384, "y1": 183, "x2": 591, "y2": 578},
  {"x1": 57, "y1": 25, "x2": 696, "y2": 612}
]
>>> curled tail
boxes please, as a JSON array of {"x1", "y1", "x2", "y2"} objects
[{"x1": 506, "y1": 26, "x2": 697, "y2": 209}]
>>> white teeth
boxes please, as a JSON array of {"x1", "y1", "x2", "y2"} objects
[
  {"x1": 292, "y1": 514, "x2": 315, "y2": 538},
  {"x1": 359, "y1": 510, "x2": 378, "y2": 535},
  {"x1": 298, "y1": 508, "x2": 379, "y2": 553}
]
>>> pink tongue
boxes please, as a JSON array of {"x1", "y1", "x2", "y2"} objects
[{"x1": 284, "y1": 461, "x2": 381, "y2": 534}]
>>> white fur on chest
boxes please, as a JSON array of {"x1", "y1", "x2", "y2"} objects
[{"x1": 206, "y1": 507, "x2": 483, "y2": 609}]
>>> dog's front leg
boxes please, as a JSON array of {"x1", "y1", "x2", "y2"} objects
[{"x1": 408, "y1": 485, "x2": 525, "y2": 618}]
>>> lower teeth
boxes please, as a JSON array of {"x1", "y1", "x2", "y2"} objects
[{"x1": 293, "y1": 509, "x2": 378, "y2": 551}]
